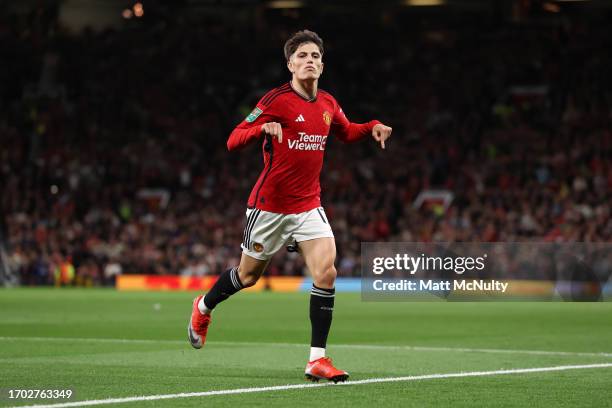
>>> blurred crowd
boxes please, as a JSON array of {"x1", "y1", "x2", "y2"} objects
[{"x1": 1, "y1": 5, "x2": 611, "y2": 285}]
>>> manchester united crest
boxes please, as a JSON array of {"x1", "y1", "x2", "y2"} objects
[{"x1": 323, "y1": 111, "x2": 332, "y2": 126}]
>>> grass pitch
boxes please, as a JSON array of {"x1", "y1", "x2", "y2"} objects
[{"x1": 1, "y1": 288, "x2": 611, "y2": 407}]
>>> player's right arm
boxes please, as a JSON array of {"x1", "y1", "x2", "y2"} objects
[{"x1": 227, "y1": 100, "x2": 283, "y2": 151}]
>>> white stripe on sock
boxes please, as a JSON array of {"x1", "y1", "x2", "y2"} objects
[{"x1": 232, "y1": 268, "x2": 242, "y2": 290}]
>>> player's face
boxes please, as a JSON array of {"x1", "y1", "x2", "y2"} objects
[{"x1": 288, "y1": 42, "x2": 323, "y2": 81}]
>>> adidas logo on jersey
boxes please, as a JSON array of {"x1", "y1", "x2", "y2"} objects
[{"x1": 295, "y1": 114, "x2": 305, "y2": 122}]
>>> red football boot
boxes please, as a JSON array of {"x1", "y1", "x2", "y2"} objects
[
  {"x1": 305, "y1": 357, "x2": 349, "y2": 383},
  {"x1": 188, "y1": 295, "x2": 211, "y2": 349}
]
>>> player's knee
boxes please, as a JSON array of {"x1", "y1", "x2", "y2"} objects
[
  {"x1": 237, "y1": 266, "x2": 261, "y2": 288},
  {"x1": 316, "y1": 265, "x2": 337, "y2": 288}
]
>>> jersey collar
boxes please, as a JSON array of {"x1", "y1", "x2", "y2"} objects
[{"x1": 289, "y1": 81, "x2": 317, "y2": 103}]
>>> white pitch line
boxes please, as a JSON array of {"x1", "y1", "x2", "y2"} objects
[
  {"x1": 9, "y1": 363, "x2": 612, "y2": 408},
  {"x1": 0, "y1": 336, "x2": 184, "y2": 345},
  {"x1": 1, "y1": 336, "x2": 612, "y2": 358}
]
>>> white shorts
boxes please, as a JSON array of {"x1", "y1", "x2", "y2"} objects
[{"x1": 241, "y1": 207, "x2": 334, "y2": 260}]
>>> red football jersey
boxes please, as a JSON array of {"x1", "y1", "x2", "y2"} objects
[{"x1": 227, "y1": 82, "x2": 381, "y2": 214}]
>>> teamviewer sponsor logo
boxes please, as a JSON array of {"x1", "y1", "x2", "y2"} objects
[{"x1": 288, "y1": 132, "x2": 327, "y2": 151}]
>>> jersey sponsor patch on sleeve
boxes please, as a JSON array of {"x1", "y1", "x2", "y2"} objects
[{"x1": 245, "y1": 107, "x2": 263, "y2": 123}]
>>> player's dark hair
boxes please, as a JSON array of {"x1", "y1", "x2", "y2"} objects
[{"x1": 284, "y1": 30, "x2": 324, "y2": 61}]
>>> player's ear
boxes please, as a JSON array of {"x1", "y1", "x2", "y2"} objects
[
  {"x1": 287, "y1": 60, "x2": 294, "y2": 74},
  {"x1": 320, "y1": 62, "x2": 324, "y2": 75}
]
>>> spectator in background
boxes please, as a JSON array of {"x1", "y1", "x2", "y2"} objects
[{"x1": 1, "y1": 8, "x2": 611, "y2": 284}]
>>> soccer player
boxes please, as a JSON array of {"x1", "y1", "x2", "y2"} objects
[{"x1": 188, "y1": 30, "x2": 392, "y2": 383}]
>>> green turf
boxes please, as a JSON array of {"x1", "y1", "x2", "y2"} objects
[{"x1": 1, "y1": 289, "x2": 611, "y2": 407}]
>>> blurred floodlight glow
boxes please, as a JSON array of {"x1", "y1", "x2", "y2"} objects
[
  {"x1": 133, "y1": 2, "x2": 144, "y2": 17},
  {"x1": 122, "y1": 8, "x2": 133, "y2": 19},
  {"x1": 543, "y1": 2, "x2": 561, "y2": 12},
  {"x1": 267, "y1": 1, "x2": 304, "y2": 8},
  {"x1": 404, "y1": 0, "x2": 445, "y2": 5}
]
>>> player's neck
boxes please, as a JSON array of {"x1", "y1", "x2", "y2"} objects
[{"x1": 291, "y1": 78, "x2": 318, "y2": 101}]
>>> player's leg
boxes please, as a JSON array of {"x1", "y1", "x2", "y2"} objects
[
  {"x1": 299, "y1": 237, "x2": 338, "y2": 357},
  {"x1": 200, "y1": 253, "x2": 269, "y2": 312},
  {"x1": 188, "y1": 208, "x2": 283, "y2": 349},
  {"x1": 189, "y1": 253, "x2": 268, "y2": 349},
  {"x1": 293, "y1": 208, "x2": 348, "y2": 382}
]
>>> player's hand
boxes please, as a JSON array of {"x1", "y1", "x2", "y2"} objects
[
  {"x1": 372, "y1": 123, "x2": 392, "y2": 149},
  {"x1": 261, "y1": 122, "x2": 283, "y2": 143}
]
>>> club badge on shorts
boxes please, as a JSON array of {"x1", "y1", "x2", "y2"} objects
[{"x1": 252, "y1": 242, "x2": 264, "y2": 252}]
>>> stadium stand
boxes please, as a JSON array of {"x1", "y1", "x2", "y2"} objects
[{"x1": 1, "y1": 3, "x2": 611, "y2": 285}]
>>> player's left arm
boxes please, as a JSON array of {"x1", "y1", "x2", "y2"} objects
[
  {"x1": 370, "y1": 123, "x2": 392, "y2": 149},
  {"x1": 331, "y1": 104, "x2": 392, "y2": 149}
]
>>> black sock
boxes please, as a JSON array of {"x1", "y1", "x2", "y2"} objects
[
  {"x1": 310, "y1": 284, "x2": 335, "y2": 348},
  {"x1": 203, "y1": 267, "x2": 243, "y2": 310}
]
